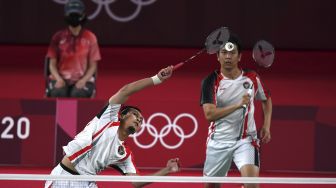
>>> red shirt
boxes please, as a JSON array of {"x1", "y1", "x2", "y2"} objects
[{"x1": 47, "y1": 28, "x2": 101, "y2": 82}]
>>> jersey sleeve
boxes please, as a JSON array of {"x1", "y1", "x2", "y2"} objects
[
  {"x1": 200, "y1": 72, "x2": 217, "y2": 105},
  {"x1": 114, "y1": 155, "x2": 137, "y2": 175},
  {"x1": 111, "y1": 146, "x2": 138, "y2": 175},
  {"x1": 63, "y1": 124, "x2": 95, "y2": 163},
  {"x1": 87, "y1": 31, "x2": 101, "y2": 62},
  {"x1": 95, "y1": 103, "x2": 121, "y2": 128},
  {"x1": 255, "y1": 75, "x2": 271, "y2": 101},
  {"x1": 46, "y1": 31, "x2": 60, "y2": 59}
]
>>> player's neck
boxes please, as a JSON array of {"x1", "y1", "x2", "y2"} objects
[
  {"x1": 117, "y1": 128, "x2": 128, "y2": 141},
  {"x1": 221, "y1": 67, "x2": 241, "y2": 79},
  {"x1": 68, "y1": 25, "x2": 82, "y2": 36}
]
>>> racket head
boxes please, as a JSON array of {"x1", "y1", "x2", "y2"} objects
[
  {"x1": 252, "y1": 40, "x2": 275, "y2": 68},
  {"x1": 205, "y1": 27, "x2": 230, "y2": 54}
]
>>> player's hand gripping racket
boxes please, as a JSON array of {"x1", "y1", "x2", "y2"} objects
[
  {"x1": 252, "y1": 40, "x2": 275, "y2": 68},
  {"x1": 161, "y1": 27, "x2": 230, "y2": 76}
]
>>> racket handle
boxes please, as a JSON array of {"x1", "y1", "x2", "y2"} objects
[
  {"x1": 242, "y1": 88, "x2": 253, "y2": 109},
  {"x1": 173, "y1": 62, "x2": 185, "y2": 70},
  {"x1": 161, "y1": 62, "x2": 185, "y2": 77}
]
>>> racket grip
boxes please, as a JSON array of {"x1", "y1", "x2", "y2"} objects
[
  {"x1": 242, "y1": 88, "x2": 253, "y2": 109},
  {"x1": 173, "y1": 62, "x2": 185, "y2": 70},
  {"x1": 161, "y1": 62, "x2": 185, "y2": 77}
]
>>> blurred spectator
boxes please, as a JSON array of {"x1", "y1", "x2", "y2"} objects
[{"x1": 46, "y1": 0, "x2": 101, "y2": 98}]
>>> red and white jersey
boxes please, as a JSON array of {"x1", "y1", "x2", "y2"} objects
[
  {"x1": 200, "y1": 69, "x2": 270, "y2": 142},
  {"x1": 63, "y1": 103, "x2": 137, "y2": 175}
]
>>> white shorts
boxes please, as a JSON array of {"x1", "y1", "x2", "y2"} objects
[
  {"x1": 203, "y1": 137, "x2": 260, "y2": 177},
  {"x1": 45, "y1": 164, "x2": 98, "y2": 188}
]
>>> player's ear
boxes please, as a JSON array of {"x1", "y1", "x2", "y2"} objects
[
  {"x1": 119, "y1": 106, "x2": 128, "y2": 120},
  {"x1": 119, "y1": 113, "x2": 128, "y2": 120},
  {"x1": 118, "y1": 111, "x2": 126, "y2": 121}
]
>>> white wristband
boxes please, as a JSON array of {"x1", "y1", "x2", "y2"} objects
[{"x1": 151, "y1": 75, "x2": 162, "y2": 85}]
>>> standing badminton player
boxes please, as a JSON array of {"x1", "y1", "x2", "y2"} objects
[
  {"x1": 200, "y1": 33, "x2": 272, "y2": 188},
  {"x1": 45, "y1": 66, "x2": 180, "y2": 188}
]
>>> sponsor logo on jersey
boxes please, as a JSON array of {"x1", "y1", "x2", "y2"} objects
[
  {"x1": 243, "y1": 81, "x2": 250, "y2": 89},
  {"x1": 118, "y1": 146, "x2": 125, "y2": 155}
]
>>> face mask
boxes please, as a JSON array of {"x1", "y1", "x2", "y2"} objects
[{"x1": 65, "y1": 13, "x2": 85, "y2": 27}]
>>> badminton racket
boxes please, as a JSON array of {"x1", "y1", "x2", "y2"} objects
[
  {"x1": 161, "y1": 27, "x2": 230, "y2": 76},
  {"x1": 252, "y1": 40, "x2": 275, "y2": 68},
  {"x1": 175, "y1": 26, "x2": 230, "y2": 70}
]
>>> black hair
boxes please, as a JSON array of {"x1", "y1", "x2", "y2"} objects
[
  {"x1": 120, "y1": 105, "x2": 142, "y2": 117},
  {"x1": 228, "y1": 32, "x2": 242, "y2": 54}
]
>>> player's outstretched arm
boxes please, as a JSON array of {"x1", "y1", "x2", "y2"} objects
[
  {"x1": 128, "y1": 158, "x2": 180, "y2": 188},
  {"x1": 109, "y1": 66, "x2": 173, "y2": 105}
]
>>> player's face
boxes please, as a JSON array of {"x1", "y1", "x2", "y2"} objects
[
  {"x1": 218, "y1": 45, "x2": 241, "y2": 69},
  {"x1": 124, "y1": 110, "x2": 144, "y2": 134}
]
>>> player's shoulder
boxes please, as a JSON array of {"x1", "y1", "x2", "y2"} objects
[
  {"x1": 242, "y1": 68, "x2": 259, "y2": 78},
  {"x1": 201, "y1": 70, "x2": 221, "y2": 88},
  {"x1": 202, "y1": 70, "x2": 220, "y2": 82}
]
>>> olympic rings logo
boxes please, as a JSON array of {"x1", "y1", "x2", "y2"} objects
[
  {"x1": 130, "y1": 113, "x2": 198, "y2": 149},
  {"x1": 53, "y1": 0, "x2": 157, "y2": 22}
]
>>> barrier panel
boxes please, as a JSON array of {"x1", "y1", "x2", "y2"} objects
[
  {"x1": 0, "y1": 99, "x2": 56, "y2": 166},
  {"x1": 1, "y1": 98, "x2": 336, "y2": 172}
]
